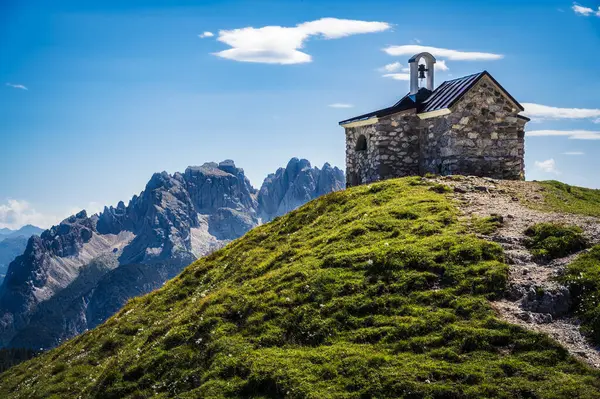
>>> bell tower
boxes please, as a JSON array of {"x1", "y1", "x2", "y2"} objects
[{"x1": 409, "y1": 52, "x2": 436, "y2": 95}]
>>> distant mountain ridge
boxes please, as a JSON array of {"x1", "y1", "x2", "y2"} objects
[
  {"x1": 0, "y1": 158, "x2": 344, "y2": 349},
  {"x1": 0, "y1": 225, "x2": 43, "y2": 242}
]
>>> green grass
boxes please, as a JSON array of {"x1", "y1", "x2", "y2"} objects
[
  {"x1": 559, "y1": 245, "x2": 600, "y2": 344},
  {"x1": 523, "y1": 223, "x2": 588, "y2": 261},
  {"x1": 1, "y1": 177, "x2": 599, "y2": 398},
  {"x1": 532, "y1": 181, "x2": 600, "y2": 218},
  {"x1": 471, "y1": 214, "x2": 504, "y2": 236}
]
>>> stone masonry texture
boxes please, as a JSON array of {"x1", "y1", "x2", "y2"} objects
[{"x1": 345, "y1": 75, "x2": 526, "y2": 187}]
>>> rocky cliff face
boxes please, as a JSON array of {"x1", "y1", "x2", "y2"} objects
[
  {"x1": 0, "y1": 159, "x2": 343, "y2": 349},
  {"x1": 0, "y1": 226, "x2": 43, "y2": 285},
  {"x1": 258, "y1": 158, "x2": 345, "y2": 222}
]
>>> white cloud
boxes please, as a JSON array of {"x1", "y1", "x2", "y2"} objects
[
  {"x1": 572, "y1": 3, "x2": 595, "y2": 15},
  {"x1": 522, "y1": 103, "x2": 600, "y2": 121},
  {"x1": 435, "y1": 60, "x2": 449, "y2": 71},
  {"x1": 379, "y1": 62, "x2": 402, "y2": 72},
  {"x1": 328, "y1": 103, "x2": 354, "y2": 108},
  {"x1": 214, "y1": 18, "x2": 391, "y2": 64},
  {"x1": 534, "y1": 159, "x2": 559, "y2": 174},
  {"x1": 526, "y1": 130, "x2": 600, "y2": 140},
  {"x1": 594, "y1": 118, "x2": 600, "y2": 124},
  {"x1": 0, "y1": 200, "x2": 59, "y2": 230},
  {"x1": 383, "y1": 73, "x2": 410, "y2": 81},
  {"x1": 199, "y1": 31, "x2": 214, "y2": 38},
  {"x1": 383, "y1": 45, "x2": 503, "y2": 61},
  {"x1": 384, "y1": 60, "x2": 447, "y2": 77},
  {"x1": 563, "y1": 151, "x2": 584, "y2": 155},
  {"x1": 6, "y1": 83, "x2": 27, "y2": 90}
]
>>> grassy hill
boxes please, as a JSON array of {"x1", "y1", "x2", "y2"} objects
[{"x1": 1, "y1": 177, "x2": 599, "y2": 398}]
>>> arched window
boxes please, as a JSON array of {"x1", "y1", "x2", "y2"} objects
[{"x1": 355, "y1": 135, "x2": 367, "y2": 151}]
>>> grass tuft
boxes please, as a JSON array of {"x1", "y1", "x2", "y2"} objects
[{"x1": 523, "y1": 222, "x2": 588, "y2": 261}]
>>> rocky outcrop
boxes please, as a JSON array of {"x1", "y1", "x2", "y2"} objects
[
  {"x1": 0, "y1": 226, "x2": 44, "y2": 285},
  {"x1": 0, "y1": 237, "x2": 29, "y2": 285},
  {"x1": 0, "y1": 159, "x2": 344, "y2": 349},
  {"x1": 258, "y1": 158, "x2": 344, "y2": 222}
]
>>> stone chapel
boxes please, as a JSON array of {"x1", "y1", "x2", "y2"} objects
[{"x1": 340, "y1": 52, "x2": 529, "y2": 187}]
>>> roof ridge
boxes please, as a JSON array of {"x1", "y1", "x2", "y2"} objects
[{"x1": 438, "y1": 71, "x2": 484, "y2": 85}]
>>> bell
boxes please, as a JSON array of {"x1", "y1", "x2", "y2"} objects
[{"x1": 418, "y1": 64, "x2": 428, "y2": 79}]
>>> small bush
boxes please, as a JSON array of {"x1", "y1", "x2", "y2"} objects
[{"x1": 523, "y1": 223, "x2": 587, "y2": 260}]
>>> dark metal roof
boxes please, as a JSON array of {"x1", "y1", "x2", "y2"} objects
[
  {"x1": 420, "y1": 71, "x2": 524, "y2": 113},
  {"x1": 339, "y1": 71, "x2": 525, "y2": 125},
  {"x1": 420, "y1": 72, "x2": 483, "y2": 112},
  {"x1": 338, "y1": 88, "x2": 431, "y2": 125}
]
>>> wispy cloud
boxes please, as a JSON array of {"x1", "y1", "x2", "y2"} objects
[
  {"x1": 383, "y1": 45, "x2": 503, "y2": 61},
  {"x1": 563, "y1": 151, "x2": 585, "y2": 155},
  {"x1": 214, "y1": 18, "x2": 390, "y2": 64},
  {"x1": 378, "y1": 62, "x2": 403, "y2": 73},
  {"x1": 6, "y1": 83, "x2": 27, "y2": 90},
  {"x1": 383, "y1": 73, "x2": 410, "y2": 81},
  {"x1": 526, "y1": 130, "x2": 600, "y2": 140},
  {"x1": 328, "y1": 103, "x2": 354, "y2": 108},
  {"x1": 0, "y1": 200, "x2": 58, "y2": 230},
  {"x1": 571, "y1": 2, "x2": 599, "y2": 16},
  {"x1": 199, "y1": 31, "x2": 214, "y2": 38},
  {"x1": 534, "y1": 159, "x2": 560, "y2": 174},
  {"x1": 522, "y1": 103, "x2": 600, "y2": 121}
]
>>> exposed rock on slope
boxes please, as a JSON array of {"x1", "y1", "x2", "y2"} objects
[
  {"x1": 428, "y1": 175, "x2": 600, "y2": 367},
  {"x1": 0, "y1": 159, "x2": 344, "y2": 350}
]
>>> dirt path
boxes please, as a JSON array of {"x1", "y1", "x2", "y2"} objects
[{"x1": 427, "y1": 176, "x2": 600, "y2": 368}]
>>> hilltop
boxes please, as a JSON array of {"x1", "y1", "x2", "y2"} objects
[{"x1": 1, "y1": 177, "x2": 600, "y2": 398}]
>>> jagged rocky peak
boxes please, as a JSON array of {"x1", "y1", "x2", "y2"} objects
[
  {"x1": 184, "y1": 160, "x2": 257, "y2": 213},
  {"x1": 257, "y1": 157, "x2": 345, "y2": 222},
  {"x1": 39, "y1": 210, "x2": 96, "y2": 258}
]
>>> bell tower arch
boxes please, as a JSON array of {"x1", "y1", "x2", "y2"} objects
[{"x1": 409, "y1": 52, "x2": 436, "y2": 95}]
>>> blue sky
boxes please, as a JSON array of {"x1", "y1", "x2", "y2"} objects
[{"x1": 1, "y1": 0, "x2": 599, "y2": 229}]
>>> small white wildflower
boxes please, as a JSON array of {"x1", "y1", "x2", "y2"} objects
[{"x1": 367, "y1": 259, "x2": 374, "y2": 265}]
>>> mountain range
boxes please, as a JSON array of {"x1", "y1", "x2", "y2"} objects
[
  {"x1": 0, "y1": 158, "x2": 344, "y2": 350},
  {"x1": 0, "y1": 225, "x2": 43, "y2": 285}
]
